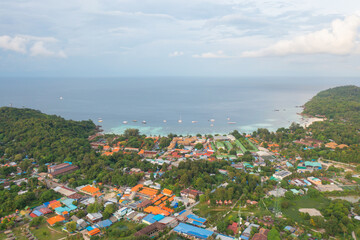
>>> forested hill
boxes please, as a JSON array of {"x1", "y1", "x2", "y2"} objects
[
  {"x1": 303, "y1": 85, "x2": 360, "y2": 123},
  {"x1": 0, "y1": 107, "x2": 96, "y2": 163}
]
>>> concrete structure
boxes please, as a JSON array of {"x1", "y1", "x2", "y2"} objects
[{"x1": 272, "y1": 170, "x2": 292, "y2": 180}]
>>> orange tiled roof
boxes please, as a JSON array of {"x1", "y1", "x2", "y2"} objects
[
  {"x1": 88, "y1": 228, "x2": 100, "y2": 236},
  {"x1": 162, "y1": 189, "x2": 173, "y2": 196},
  {"x1": 102, "y1": 152, "x2": 113, "y2": 156},
  {"x1": 48, "y1": 200, "x2": 62, "y2": 210},
  {"x1": 161, "y1": 206, "x2": 174, "y2": 213},
  {"x1": 139, "y1": 187, "x2": 158, "y2": 197},
  {"x1": 47, "y1": 215, "x2": 65, "y2": 225},
  {"x1": 131, "y1": 184, "x2": 143, "y2": 192},
  {"x1": 81, "y1": 185, "x2": 100, "y2": 194},
  {"x1": 144, "y1": 206, "x2": 170, "y2": 216}
]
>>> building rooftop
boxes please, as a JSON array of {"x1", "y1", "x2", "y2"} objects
[{"x1": 174, "y1": 223, "x2": 214, "y2": 239}]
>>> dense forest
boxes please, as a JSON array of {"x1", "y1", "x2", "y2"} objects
[
  {"x1": 303, "y1": 85, "x2": 360, "y2": 123},
  {"x1": 0, "y1": 107, "x2": 96, "y2": 163}
]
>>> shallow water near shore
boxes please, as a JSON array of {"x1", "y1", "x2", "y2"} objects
[{"x1": 0, "y1": 77, "x2": 358, "y2": 135}]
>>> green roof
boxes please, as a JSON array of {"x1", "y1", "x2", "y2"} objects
[{"x1": 304, "y1": 161, "x2": 322, "y2": 167}]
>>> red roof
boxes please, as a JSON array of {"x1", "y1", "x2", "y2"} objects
[{"x1": 227, "y1": 222, "x2": 238, "y2": 235}]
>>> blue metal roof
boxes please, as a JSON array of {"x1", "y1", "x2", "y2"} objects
[
  {"x1": 142, "y1": 214, "x2": 156, "y2": 224},
  {"x1": 187, "y1": 214, "x2": 206, "y2": 223},
  {"x1": 96, "y1": 219, "x2": 112, "y2": 228},
  {"x1": 32, "y1": 210, "x2": 43, "y2": 216},
  {"x1": 191, "y1": 220, "x2": 204, "y2": 226},
  {"x1": 174, "y1": 223, "x2": 214, "y2": 239},
  {"x1": 86, "y1": 226, "x2": 94, "y2": 231},
  {"x1": 153, "y1": 214, "x2": 165, "y2": 221}
]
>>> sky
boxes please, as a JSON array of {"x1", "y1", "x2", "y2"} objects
[{"x1": 1, "y1": 0, "x2": 360, "y2": 77}]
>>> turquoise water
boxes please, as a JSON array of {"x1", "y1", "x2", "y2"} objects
[{"x1": 0, "y1": 77, "x2": 358, "y2": 135}]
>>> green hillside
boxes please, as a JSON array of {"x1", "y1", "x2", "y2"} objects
[
  {"x1": 303, "y1": 85, "x2": 360, "y2": 123},
  {"x1": 0, "y1": 107, "x2": 96, "y2": 163}
]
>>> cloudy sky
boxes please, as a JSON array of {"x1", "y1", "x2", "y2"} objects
[{"x1": 1, "y1": 0, "x2": 360, "y2": 77}]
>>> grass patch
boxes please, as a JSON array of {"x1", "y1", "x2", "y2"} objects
[
  {"x1": 12, "y1": 227, "x2": 27, "y2": 240},
  {"x1": 31, "y1": 223, "x2": 67, "y2": 240},
  {"x1": 193, "y1": 202, "x2": 233, "y2": 224},
  {"x1": 0, "y1": 232, "x2": 7, "y2": 240},
  {"x1": 282, "y1": 195, "x2": 330, "y2": 223},
  {"x1": 341, "y1": 185, "x2": 357, "y2": 190},
  {"x1": 105, "y1": 220, "x2": 144, "y2": 240}
]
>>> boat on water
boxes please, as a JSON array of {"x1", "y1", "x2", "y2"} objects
[
  {"x1": 163, "y1": 120, "x2": 167, "y2": 123},
  {"x1": 178, "y1": 115, "x2": 182, "y2": 123},
  {"x1": 210, "y1": 124, "x2": 214, "y2": 127},
  {"x1": 274, "y1": 109, "x2": 280, "y2": 111},
  {"x1": 228, "y1": 122, "x2": 236, "y2": 124},
  {"x1": 132, "y1": 120, "x2": 137, "y2": 122},
  {"x1": 59, "y1": 96, "x2": 63, "y2": 100},
  {"x1": 227, "y1": 117, "x2": 230, "y2": 121},
  {"x1": 210, "y1": 119, "x2": 215, "y2": 122},
  {"x1": 123, "y1": 121, "x2": 128, "y2": 124},
  {"x1": 142, "y1": 120, "x2": 147, "y2": 124},
  {"x1": 98, "y1": 118, "x2": 103, "y2": 123},
  {"x1": 192, "y1": 121, "x2": 198, "y2": 123}
]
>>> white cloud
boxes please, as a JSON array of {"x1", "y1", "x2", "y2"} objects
[
  {"x1": 0, "y1": 35, "x2": 66, "y2": 58},
  {"x1": 241, "y1": 14, "x2": 360, "y2": 57},
  {"x1": 30, "y1": 41, "x2": 67, "y2": 58},
  {"x1": 192, "y1": 50, "x2": 229, "y2": 58},
  {"x1": 0, "y1": 35, "x2": 28, "y2": 53},
  {"x1": 169, "y1": 51, "x2": 184, "y2": 57}
]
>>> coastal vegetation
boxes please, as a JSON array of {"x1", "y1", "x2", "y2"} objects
[
  {"x1": 0, "y1": 107, "x2": 96, "y2": 163},
  {"x1": 0, "y1": 85, "x2": 359, "y2": 239}
]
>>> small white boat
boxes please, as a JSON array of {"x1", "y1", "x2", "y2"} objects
[
  {"x1": 192, "y1": 121, "x2": 198, "y2": 123},
  {"x1": 228, "y1": 122, "x2": 236, "y2": 124},
  {"x1": 123, "y1": 121, "x2": 128, "y2": 124},
  {"x1": 227, "y1": 117, "x2": 230, "y2": 121},
  {"x1": 142, "y1": 120, "x2": 147, "y2": 124},
  {"x1": 210, "y1": 124, "x2": 214, "y2": 127},
  {"x1": 163, "y1": 120, "x2": 167, "y2": 123},
  {"x1": 132, "y1": 120, "x2": 137, "y2": 122},
  {"x1": 98, "y1": 118, "x2": 103, "y2": 123},
  {"x1": 178, "y1": 119, "x2": 182, "y2": 123},
  {"x1": 210, "y1": 119, "x2": 215, "y2": 122},
  {"x1": 59, "y1": 96, "x2": 63, "y2": 100}
]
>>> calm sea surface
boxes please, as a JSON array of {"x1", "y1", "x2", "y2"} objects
[{"x1": 0, "y1": 77, "x2": 358, "y2": 135}]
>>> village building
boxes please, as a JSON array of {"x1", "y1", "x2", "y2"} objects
[{"x1": 47, "y1": 163, "x2": 78, "y2": 178}]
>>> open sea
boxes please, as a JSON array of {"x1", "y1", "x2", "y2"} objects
[{"x1": 0, "y1": 77, "x2": 358, "y2": 136}]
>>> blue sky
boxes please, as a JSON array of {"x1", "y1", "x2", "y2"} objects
[{"x1": 1, "y1": 0, "x2": 360, "y2": 77}]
